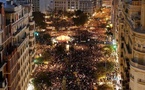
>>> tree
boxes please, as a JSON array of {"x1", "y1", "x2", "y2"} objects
[
  {"x1": 75, "y1": 10, "x2": 83, "y2": 16},
  {"x1": 102, "y1": 45, "x2": 114, "y2": 56},
  {"x1": 94, "y1": 61, "x2": 115, "y2": 79},
  {"x1": 32, "y1": 72, "x2": 52, "y2": 90},
  {"x1": 64, "y1": 11, "x2": 74, "y2": 18},
  {"x1": 72, "y1": 10, "x2": 88, "y2": 26},
  {"x1": 43, "y1": 33, "x2": 51, "y2": 41},
  {"x1": 34, "y1": 57, "x2": 45, "y2": 64},
  {"x1": 42, "y1": 33, "x2": 52, "y2": 45},
  {"x1": 97, "y1": 84, "x2": 114, "y2": 90},
  {"x1": 105, "y1": 31, "x2": 113, "y2": 36},
  {"x1": 52, "y1": 17, "x2": 61, "y2": 31},
  {"x1": 42, "y1": 51, "x2": 53, "y2": 62},
  {"x1": 33, "y1": 12, "x2": 47, "y2": 28},
  {"x1": 55, "y1": 44, "x2": 65, "y2": 55}
]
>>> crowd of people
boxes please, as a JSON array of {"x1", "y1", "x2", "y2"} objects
[{"x1": 33, "y1": 7, "x2": 119, "y2": 90}]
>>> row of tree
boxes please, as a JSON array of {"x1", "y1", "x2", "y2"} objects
[{"x1": 33, "y1": 10, "x2": 89, "y2": 30}]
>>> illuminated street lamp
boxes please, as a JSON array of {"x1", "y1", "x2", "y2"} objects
[
  {"x1": 66, "y1": 44, "x2": 70, "y2": 51},
  {"x1": 112, "y1": 39, "x2": 117, "y2": 51},
  {"x1": 106, "y1": 25, "x2": 110, "y2": 28},
  {"x1": 27, "y1": 83, "x2": 34, "y2": 90},
  {"x1": 34, "y1": 31, "x2": 39, "y2": 36},
  {"x1": 109, "y1": 23, "x2": 113, "y2": 28}
]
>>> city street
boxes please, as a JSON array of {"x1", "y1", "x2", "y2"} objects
[{"x1": 30, "y1": 7, "x2": 121, "y2": 90}]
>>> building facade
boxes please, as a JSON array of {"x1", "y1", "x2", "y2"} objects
[
  {"x1": 32, "y1": 0, "x2": 39, "y2": 12},
  {"x1": 0, "y1": 0, "x2": 36, "y2": 90},
  {"x1": 111, "y1": 0, "x2": 119, "y2": 39},
  {"x1": 0, "y1": 2, "x2": 8, "y2": 90},
  {"x1": 102, "y1": 0, "x2": 112, "y2": 7},
  {"x1": 79, "y1": 0, "x2": 94, "y2": 14},
  {"x1": 95, "y1": 0, "x2": 102, "y2": 10},
  {"x1": 117, "y1": 0, "x2": 145, "y2": 90},
  {"x1": 33, "y1": 0, "x2": 95, "y2": 14},
  {"x1": 52, "y1": 0, "x2": 94, "y2": 14},
  {"x1": 39, "y1": 0, "x2": 54, "y2": 13}
]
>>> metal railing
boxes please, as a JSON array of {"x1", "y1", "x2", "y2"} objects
[{"x1": 130, "y1": 59, "x2": 145, "y2": 70}]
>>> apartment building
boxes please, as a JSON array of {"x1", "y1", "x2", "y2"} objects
[
  {"x1": 111, "y1": 0, "x2": 119, "y2": 39},
  {"x1": 66, "y1": 0, "x2": 79, "y2": 11},
  {"x1": 39, "y1": 0, "x2": 54, "y2": 13},
  {"x1": 117, "y1": 0, "x2": 145, "y2": 90},
  {"x1": 79, "y1": 0, "x2": 94, "y2": 14},
  {"x1": 0, "y1": 0, "x2": 36, "y2": 90},
  {"x1": 32, "y1": 0, "x2": 94, "y2": 14},
  {"x1": 32, "y1": 0, "x2": 39, "y2": 12},
  {"x1": 0, "y1": 2, "x2": 8, "y2": 90},
  {"x1": 95, "y1": 0, "x2": 102, "y2": 10},
  {"x1": 52, "y1": 0, "x2": 94, "y2": 14},
  {"x1": 102, "y1": 0, "x2": 112, "y2": 7}
]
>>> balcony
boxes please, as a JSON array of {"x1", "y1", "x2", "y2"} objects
[
  {"x1": 130, "y1": 58, "x2": 145, "y2": 70},
  {"x1": 6, "y1": 46, "x2": 17, "y2": 60},
  {"x1": 130, "y1": 75, "x2": 134, "y2": 81},
  {"x1": 0, "y1": 28, "x2": 3, "y2": 34},
  {"x1": 0, "y1": 78, "x2": 7, "y2": 89},
  {"x1": 13, "y1": 25, "x2": 27, "y2": 37},
  {"x1": 29, "y1": 45, "x2": 35, "y2": 51},
  {"x1": 29, "y1": 20, "x2": 35, "y2": 26},
  {"x1": 29, "y1": 29, "x2": 35, "y2": 34},
  {"x1": 127, "y1": 4, "x2": 140, "y2": 10},
  {"x1": 119, "y1": 18, "x2": 124, "y2": 24},
  {"x1": 14, "y1": 35, "x2": 29, "y2": 50},
  {"x1": 20, "y1": 2, "x2": 32, "y2": 7},
  {"x1": 131, "y1": 14, "x2": 140, "y2": 22},
  {"x1": 134, "y1": 47, "x2": 145, "y2": 53},
  {"x1": 138, "y1": 79, "x2": 145, "y2": 85},
  {"x1": 29, "y1": 25, "x2": 35, "y2": 31},
  {"x1": 0, "y1": 45, "x2": 3, "y2": 52},
  {"x1": 29, "y1": 49, "x2": 36, "y2": 57},
  {"x1": 0, "y1": 62, "x2": 6, "y2": 71},
  {"x1": 124, "y1": 44, "x2": 132, "y2": 58},
  {"x1": 127, "y1": 1, "x2": 141, "y2": 10},
  {"x1": 3, "y1": 25, "x2": 12, "y2": 43},
  {"x1": 29, "y1": 15, "x2": 34, "y2": 20},
  {"x1": 29, "y1": 36, "x2": 35, "y2": 41},
  {"x1": 5, "y1": 4, "x2": 22, "y2": 13}
]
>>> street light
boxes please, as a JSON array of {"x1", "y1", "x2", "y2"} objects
[
  {"x1": 34, "y1": 31, "x2": 39, "y2": 36},
  {"x1": 27, "y1": 83, "x2": 34, "y2": 90},
  {"x1": 109, "y1": 23, "x2": 113, "y2": 28},
  {"x1": 112, "y1": 39, "x2": 117, "y2": 51}
]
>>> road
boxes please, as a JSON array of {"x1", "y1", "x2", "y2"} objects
[{"x1": 30, "y1": 7, "x2": 122, "y2": 90}]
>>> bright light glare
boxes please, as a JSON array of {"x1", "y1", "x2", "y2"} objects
[
  {"x1": 27, "y1": 83, "x2": 34, "y2": 90},
  {"x1": 112, "y1": 39, "x2": 116, "y2": 45},
  {"x1": 55, "y1": 35, "x2": 72, "y2": 42},
  {"x1": 66, "y1": 44, "x2": 70, "y2": 51}
]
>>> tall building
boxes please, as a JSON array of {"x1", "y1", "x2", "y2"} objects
[
  {"x1": 32, "y1": 0, "x2": 95, "y2": 14},
  {"x1": 0, "y1": 0, "x2": 36, "y2": 90},
  {"x1": 52, "y1": 0, "x2": 94, "y2": 14},
  {"x1": 0, "y1": 2, "x2": 8, "y2": 90},
  {"x1": 117, "y1": 0, "x2": 145, "y2": 90},
  {"x1": 111, "y1": 0, "x2": 119, "y2": 39},
  {"x1": 32, "y1": 0, "x2": 39, "y2": 12},
  {"x1": 66, "y1": 0, "x2": 79, "y2": 11},
  {"x1": 79, "y1": 0, "x2": 94, "y2": 14},
  {"x1": 39, "y1": 0, "x2": 54, "y2": 13},
  {"x1": 102, "y1": 0, "x2": 112, "y2": 7},
  {"x1": 95, "y1": 0, "x2": 102, "y2": 10}
]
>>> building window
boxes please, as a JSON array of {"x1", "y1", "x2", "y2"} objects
[
  {"x1": 130, "y1": 74, "x2": 134, "y2": 80},
  {"x1": 138, "y1": 44, "x2": 141, "y2": 48},
  {"x1": 138, "y1": 79, "x2": 145, "y2": 85}
]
